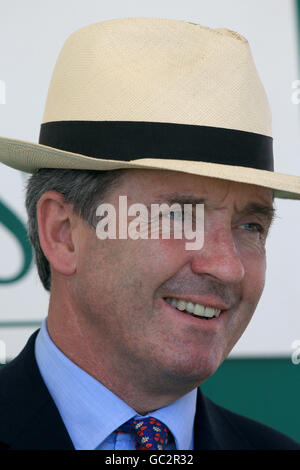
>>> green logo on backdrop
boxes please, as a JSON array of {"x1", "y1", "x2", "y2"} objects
[{"x1": 0, "y1": 199, "x2": 33, "y2": 284}]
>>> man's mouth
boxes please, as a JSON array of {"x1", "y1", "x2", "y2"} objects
[{"x1": 164, "y1": 297, "x2": 222, "y2": 319}]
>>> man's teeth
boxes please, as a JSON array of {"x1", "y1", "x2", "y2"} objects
[{"x1": 165, "y1": 297, "x2": 221, "y2": 318}]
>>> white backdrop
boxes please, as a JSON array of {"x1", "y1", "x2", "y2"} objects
[{"x1": 0, "y1": 0, "x2": 300, "y2": 358}]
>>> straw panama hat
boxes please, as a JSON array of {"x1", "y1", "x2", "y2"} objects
[{"x1": 1, "y1": 16, "x2": 300, "y2": 199}]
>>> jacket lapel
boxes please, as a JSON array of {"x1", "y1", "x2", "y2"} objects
[
  {"x1": 0, "y1": 330, "x2": 74, "y2": 450},
  {"x1": 194, "y1": 387, "x2": 253, "y2": 450},
  {"x1": 193, "y1": 388, "x2": 222, "y2": 450}
]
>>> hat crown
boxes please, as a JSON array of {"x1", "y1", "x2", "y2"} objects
[
  {"x1": 42, "y1": 17, "x2": 272, "y2": 137},
  {"x1": 2, "y1": 17, "x2": 300, "y2": 199}
]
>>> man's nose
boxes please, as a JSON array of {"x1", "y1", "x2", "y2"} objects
[{"x1": 190, "y1": 226, "x2": 245, "y2": 284}]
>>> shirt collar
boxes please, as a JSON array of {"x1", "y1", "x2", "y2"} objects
[{"x1": 35, "y1": 318, "x2": 197, "y2": 450}]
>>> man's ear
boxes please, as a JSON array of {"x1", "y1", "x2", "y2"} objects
[{"x1": 37, "y1": 190, "x2": 77, "y2": 276}]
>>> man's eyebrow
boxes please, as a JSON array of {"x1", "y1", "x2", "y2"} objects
[
  {"x1": 151, "y1": 192, "x2": 206, "y2": 206},
  {"x1": 149, "y1": 192, "x2": 277, "y2": 224},
  {"x1": 234, "y1": 202, "x2": 277, "y2": 226}
]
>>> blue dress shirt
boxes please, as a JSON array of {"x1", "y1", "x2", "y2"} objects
[{"x1": 34, "y1": 319, "x2": 197, "y2": 450}]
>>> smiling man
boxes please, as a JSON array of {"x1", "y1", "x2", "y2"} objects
[
  {"x1": 0, "y1": 17, "x2": 300, "y2": 450},
  {"x1": 38, "y1": 169, "x2": 274, "y2": 412}
]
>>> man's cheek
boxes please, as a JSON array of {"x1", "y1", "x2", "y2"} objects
[
  {"x1": 242, "y1": 251, "x2": 266, "y2": 294},
  {"x1": 250, "y1": 266, "x2": 266, "y2": 303},
  {"x1": 224, "y1": 303, "x2": 256, "y2": 358}
]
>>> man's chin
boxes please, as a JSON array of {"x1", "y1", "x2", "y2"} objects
[{"x1": 159, "y1": 349, "x2": 225, "y2": 390}]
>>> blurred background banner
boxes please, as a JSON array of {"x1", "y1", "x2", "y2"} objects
[{"x1": 0, "y1": 0, "x2": 300, "y2": 442}]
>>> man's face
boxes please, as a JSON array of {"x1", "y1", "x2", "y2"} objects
[{"x1": 71, "y1": 169, "x2": 274, "y2": 392}]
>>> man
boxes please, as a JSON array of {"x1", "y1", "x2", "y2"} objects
[{"x1": 0, "y1": 17, "x2": 300, "y2": 450}]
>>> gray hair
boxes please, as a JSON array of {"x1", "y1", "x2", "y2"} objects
[{"x1": 25, "y1": 168, "x2": 127, "y2": 291}]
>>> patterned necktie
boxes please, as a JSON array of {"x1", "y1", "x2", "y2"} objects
[{"x1": 117, "y1": 417, "x2": 172, "y2": 450}]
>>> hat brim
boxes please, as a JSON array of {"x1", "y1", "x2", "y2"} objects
[{"x1": 1, "y1": 135, "x2": 300, "y2": 200}]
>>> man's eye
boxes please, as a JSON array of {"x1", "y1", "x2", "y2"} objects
[
  {"x1": 239, "y1": 223, "x2": 265, "y2": 234},
  {"x1": 162, "y1": 211, "x2": 183, "y2": 220}
]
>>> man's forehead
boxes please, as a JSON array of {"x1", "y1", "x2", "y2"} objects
[{"x1": 120, "y1": 169, "x2": 274, "y2": 209}]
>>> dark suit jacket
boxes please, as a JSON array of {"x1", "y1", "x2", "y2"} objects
[{"x1": 0, "y1": 330, "x2": 299, "y2": 450}]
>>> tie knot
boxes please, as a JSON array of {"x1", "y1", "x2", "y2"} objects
[{"x1": 117, "y1": 416, "x2": 172, "y2": 450}]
